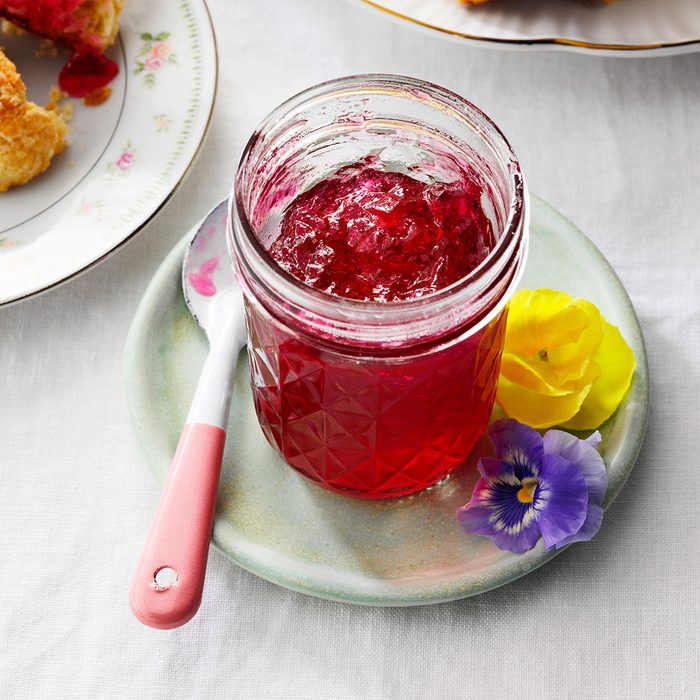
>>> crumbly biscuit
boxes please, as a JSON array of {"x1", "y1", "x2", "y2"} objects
[
  {"x1": 0, "y1": 1, "x2": 123, "y2": 54},
  {"x1": 0, "y1": 48, "x2": 67, "y2": 192}
]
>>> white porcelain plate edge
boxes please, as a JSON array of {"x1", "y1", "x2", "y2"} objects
[
  {"x1": 0, "y1": 0, "x2": 218, "y2": 305},
  {"x1": 351, "y1": 0, "x2": 700, "y2": 56}
]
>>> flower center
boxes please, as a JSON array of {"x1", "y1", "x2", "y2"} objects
[
  {"x1": 538, "y1": 349, "x2": 548, "y2": 361},
  {"x1": 517, "y1": 477, "x2": 538, "y2": 504}
]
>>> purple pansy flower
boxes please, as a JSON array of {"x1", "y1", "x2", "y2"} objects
[{"x1": 456, "y1": 419, "x2": 607, "y2": 554}]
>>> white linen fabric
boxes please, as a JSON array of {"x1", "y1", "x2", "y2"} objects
[{"x1": 1, "y1": 1, "x2": 699, "y2": 698}]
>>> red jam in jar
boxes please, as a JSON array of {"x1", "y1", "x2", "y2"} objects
[
  {"x1": 231, "y1": 76, "x2": 528, "y2": 498},
  {"x1": 269, "y1": 162, "x2": 495, "y2": 302}
]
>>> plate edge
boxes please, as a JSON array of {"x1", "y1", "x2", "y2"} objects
[
  {"x1": 354, "y1": 0, "x2": 700, "y2": 56},
  {"x1": 124, "y1": 195, "x2": 651, "y2": 606},
  {"x1": 0, "y1": 0, "x2": 220, "y2": 308}
]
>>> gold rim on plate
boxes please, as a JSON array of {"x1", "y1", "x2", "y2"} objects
[{"x1": 360, "y1": 0, "x2": 700, "y2": 52}]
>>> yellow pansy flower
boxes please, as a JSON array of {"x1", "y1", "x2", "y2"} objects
[{"x1": 497, "y1": 289, "x2": 636, "y2": 430}]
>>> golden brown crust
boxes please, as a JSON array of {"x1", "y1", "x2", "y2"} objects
[
  {"x1": 73, "y1": 0, "x2": 124, "y2": 53},
  {"x1": 0, "y1": 48, "x2": 67, "y2": 192}
]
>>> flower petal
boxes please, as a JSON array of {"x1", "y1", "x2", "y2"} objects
[
  {"x1": 497, "y1": 375, "x2": 592, "y2": 429},
  {"x1": 477, "y1": 457, "x2": 518, "y2": 482},
  {"x1": 503, "y1": 290, "x2": 603, "y2": 391},
  {"x1": 504, "y1": 289, "x2": 590, "y2": 356},
  {"x1": 552, "y1": 504, "x2": 604, "y2": 549},
  {"x1": 497, "y1": 288, "x2": 635, "y2": 432},
  {"x1": 491, "y1": 520, "x2": 542, "y2": 554},
  {"x1": 543, "y1": 429, "x2": 608, "y2": 505},
  {"x1": 536, "y1": 453, "x2": 589, "y2": 548},
  {"x1": 561, "y1": 321, "x2": 636, "y2": 430},
  {"x1": 489, "y1": 419, "x2": 543, "y2": 478},
  {"x1": 456, "y1": 504, "x2": 499, "y2": 537},
  {"x1": 468, "y1": 475, "x2": 499, "y2": 507},
  {"x1": 545, "y1": 299, "x2": 604, "y2": 384},
  {"x1": 499, "y1": 353, "x2": 572, "y2": 397},
  {"x1": 584, "y1": 431, "x2": 602, "y2": 449},
  {"x1": 456, "y1": 500, "x2": 542, "y2": 554}
]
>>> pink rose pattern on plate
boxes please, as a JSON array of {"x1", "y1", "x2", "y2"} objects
[
  {"x1": 155, "y1": 114, "x2": 173, "y2": 132},
  {"x1": 68, "y1": 23, "x2": 184, "y2": 220},
  {"x1": 116, "y1": 150, "x2": 134, "y2": 171},
  {"x1": 134, "y1": 32, "x2": 177, "y2": 88},
  {"x1": 94, "y1": 30, "x2": 176, "y2": 194},
  {"x1": 108, "y1": 143, "x2": 135, "y2": 173}
]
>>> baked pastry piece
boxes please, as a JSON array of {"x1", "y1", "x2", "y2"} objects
[
  {"x1": 0, "y1": 1, "x2": 123, "y2": 191},
  {"x1": 0, "y1": 49, "x2": 67, "y2": 192},
  {"x1": 0, "y1": 0, "x2": 123, "y2": 55}
]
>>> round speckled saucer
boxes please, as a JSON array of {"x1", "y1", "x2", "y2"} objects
[{"x1": 124, "y1": 195, "x2": 649, "y2": 606}]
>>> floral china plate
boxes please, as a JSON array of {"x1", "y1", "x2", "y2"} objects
[
  {"x1": 125, "y1": 196, "x2": 649, "y2": 606},
  {"x1": 0, "y1": 0, "x2": 217, "y2": 306},
  {"x1": 353, "y1": 0, "x2": 700, "y2": 56}
]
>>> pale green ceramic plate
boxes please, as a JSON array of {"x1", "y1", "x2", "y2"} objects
[{"x1": 125, "y1": 195, "x2": 649, "y2": 606}]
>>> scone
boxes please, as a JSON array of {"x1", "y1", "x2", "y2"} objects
[
  {"x1": 0, "y1": 0, "x2": 123, "y2": 55},
  {"x1": 0, "y1": 48, "x2": 67, "y2": 192}
]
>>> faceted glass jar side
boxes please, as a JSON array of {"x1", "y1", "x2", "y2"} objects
[
  {"x1": 245, "y1": 300, "x2": 508, "y2": 497},
  {"x1": 230, "y1": 75, "x2": 528, "y2": 499}
]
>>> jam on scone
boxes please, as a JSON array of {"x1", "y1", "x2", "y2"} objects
[
  {"x1": 0, "y1": 1, "x2": 123, "y2": 190},
  {"x1": 0, "y1": 0, "x2": 123, "y2": 55}
]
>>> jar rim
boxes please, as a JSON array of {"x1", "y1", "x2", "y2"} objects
[{"x1": 230, "y1": 73, "x2": 527, "y2": 339}]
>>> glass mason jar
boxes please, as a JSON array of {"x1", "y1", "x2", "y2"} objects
[{"x1": 229, "y1": 75, "x2": 528, "y2": 499}]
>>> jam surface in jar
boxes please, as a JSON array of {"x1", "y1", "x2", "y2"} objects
[
  {"x1": 247, "y1": 162, "x2": 506, "y2": 498},
  {"x1": 269, "y1": 163, "x2": 495, "y2": 301}
]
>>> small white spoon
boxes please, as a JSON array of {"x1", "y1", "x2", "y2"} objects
[{"x1": 130, "y1": 201, "x2": 246, "y2": 629}]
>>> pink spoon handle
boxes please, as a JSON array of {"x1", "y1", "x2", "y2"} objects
[{"x1": 129, "y1": 422, "x2": 226, "y2": 629}]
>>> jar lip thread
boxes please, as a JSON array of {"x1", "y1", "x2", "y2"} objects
[{"x1": 229, "y1": 74, "x2": 527, "y2": 343}]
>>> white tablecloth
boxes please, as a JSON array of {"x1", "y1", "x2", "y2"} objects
[{"x1": 1, "y1": 1, "x2": 699, "y2": 697}]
